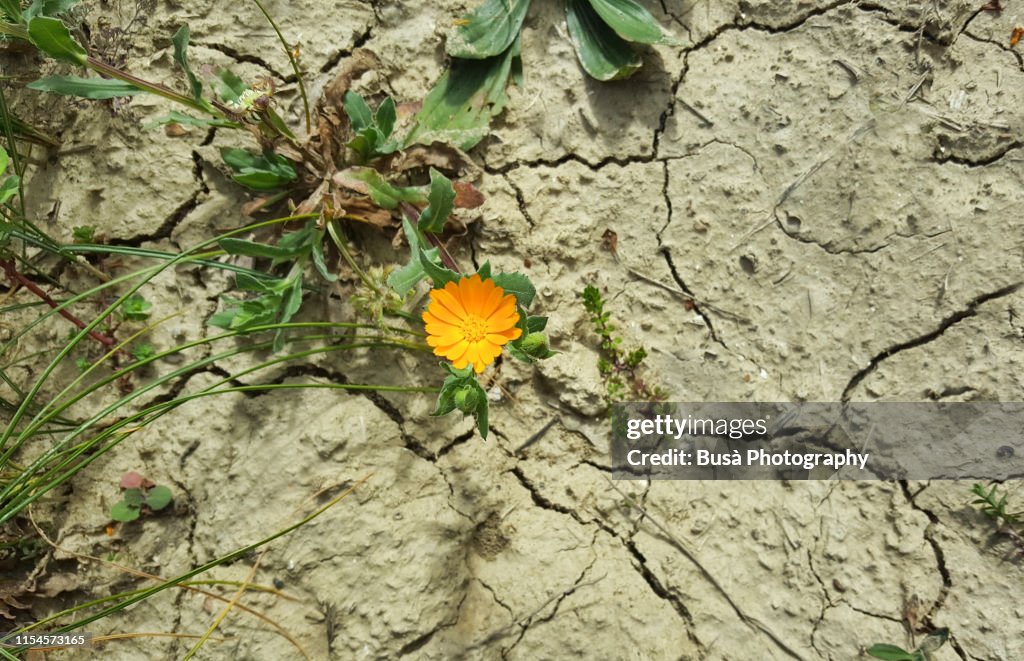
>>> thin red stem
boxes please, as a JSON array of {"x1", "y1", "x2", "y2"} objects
[{"x1": 1, "y1": 259, "x2": 116, "y2": 347}]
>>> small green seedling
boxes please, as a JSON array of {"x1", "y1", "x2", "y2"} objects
[
  {"x1": 119, "y1": 294, "x2": 152, "y2": 321},
  {"x1": 74, "y1": 357, "x2": 90, "y2": 372},
  {"x1": 971, "y1": 482, "x2": 1023, "y2": 558},
  {"x1": 130, "y1": 343, "x2": 156, "y2": 362},
  {"x1": 71, "y1": 225, "x2": 95, "y2": 243},
  {"x1": 581, "y1": 284, "x2": 663, "y2": 403},
  {"x1": 110, "y1": 471, "x2": 173, "y2": 522},
  {"x1": 866, "y1": 628, "x2": 950, "y2": 661},
  {"x1": 344, "y1": 91, "x2": 400, "y2": 163}
]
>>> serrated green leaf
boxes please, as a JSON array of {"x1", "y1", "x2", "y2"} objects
[
  {"x1": 446, "y1": 0, "x2": 531, "y2": 58},
  {"x1": 28, "y1": 16, "x2": 86, "y2": 64},
  {"x1": 418, "y1": 168, "x2": 456, "y2": 233},
  {"x1": 344, "y1": 90, "x2": 373, "y2": 131},
  {"x1": 492, "y1": 272, "x2": 535, "y2": 308},
  {"x1": 388, "y1": 217, "x2": 438, "y2": 295},
  {"x1": 375, "y1": 97, "x2": 396, "y2": 138},
  {"x1": 144, "y1": 485, "x2": 173, "y2": 510},
  {"x1": 171, "y1": 25, "x2": 203, "y2": 103},
  {"x1": 587, "y1": 0, "x2": 680, "y2": 44},
  {"x1": 476, "y1": 261, "x2": 491, "y2": 280},
  {"x1": 420, "y1": 247, "x2": 461, "y2": 289},
  {"x1": 566, "y1": 0, "x2": 641, "y2": 81},
  {"x1": 27, "y1": 76, "x2": 144, "y2": 99},
  {"x1": 111, "y1": 500, "x2": 140, "y2": 522},
  {"x1": 406, "y1": 36, "x2": 520, "y2": 151}
]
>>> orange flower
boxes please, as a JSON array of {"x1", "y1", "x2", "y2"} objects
[{"x1": 423, "y1": 274, "x2": 522, "y2": 373}]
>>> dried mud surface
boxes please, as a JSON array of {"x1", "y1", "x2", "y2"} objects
[{"x1": 6, "y1": 1, "x2": 1024, "y2": 659}]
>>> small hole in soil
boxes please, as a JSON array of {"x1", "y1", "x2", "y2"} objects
[
  {"x1": 739, "y1": 255, "x2": 756, "y2": 275},
  {"x1": 785, "y1": 214, "x2": 801, "y2": 232}
]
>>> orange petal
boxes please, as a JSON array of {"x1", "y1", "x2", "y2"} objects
[
  {"x1": 478, "y1": 284, "x2": 505, "y2": 318},
  {"x1": 443, "y1": 340, "x2": 470, "y2": 363},
  {"x1": 485, "y1": 332, "x2": 514, "y2": 347},
  {"x1": 458, "y1": 274, "x2": 484, "y2": 314},
  {"x1": 435, "y1": 284, "x2": 467, "y2": 319},
  {"x1": 473, "y1": 360, "x2": 486, "y2": 374},
  {"x1": 424, "y1": 304, "x2": 462, "y2": 327}
]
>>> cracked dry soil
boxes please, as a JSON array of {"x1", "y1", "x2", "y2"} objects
[{"x1": 7, "y1": 0, "x2": 1024, "y2": 659}]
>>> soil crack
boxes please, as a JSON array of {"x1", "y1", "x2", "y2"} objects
[{"x1": 841, "y1": 282, "x2": 1023, "y2": 400}]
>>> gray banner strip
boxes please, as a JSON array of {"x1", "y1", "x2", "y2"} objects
[{"x1": 611, "y1": 403, "x2": 1024, "y2": 480}]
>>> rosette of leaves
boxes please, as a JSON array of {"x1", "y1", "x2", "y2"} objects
[
  {"x1": 448, "y1": 0, "x2": 682, "y2": 79},
  {"x1": 110, "y1": 471, "x2": 173, "y2": 523},
  {"x1": 405, "y1": 0, "x2": 681, "y2": 151}
]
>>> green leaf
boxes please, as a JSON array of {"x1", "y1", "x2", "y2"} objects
[
  {"x1": 446, "y1": 0, "x2": 531, "y2": 59},
  {"x1": 27, "y1": 76, "x2": 144, "y2": 99},
  {"x1": 122, "y1": 488, "x2": 145, "y2": 507},
  {"x1": 344, "y1": 168, "x2": 425, "y2": 209},
  {"x1": 27, "y1": 16, "x2": 86, "y2": 64},
  {"x1": 566, "y1": 0, "x2": 642, "y2": 81},
  {"x1": 149, "y1": 111, "x2": 241, "y2": 129},
  {"x1": 866, "y1": 645, "x2": 919, "y2": 661},
  {"x1": 120, "y1": 294, "x2": 152, "y2": 321},
  {"x1": 111, "y1": 500, "x2": 140, "y2": 522},
  {"x1": 0, "y1": 0, "x2": 22, "y2": 22},
  {"x1": 0, "y1": 176, "x2": 19, "y2": 205},
  {"x1": 172, "y1": 25, "x2": 204, "y2": 104},
  {"x1": 213, "y1": 68, "x2": 247, "y2": 103},
  {"x1": 418, "y1": 168, "x2": 456, "y2": 233},
  {"x1": 492, "y1": 272, "x2": 536, "y2": 308},
  {"x1": 375, "y1": 97, "x2": 396, "y2": 138},
  {"x1": 232, "y1": 170, "x2": 294, "y2": 190},
  {"x1": 310, "y1": 230, "x2": 336, "y2": 282},
  {"x1": 24, "y1": 0, "x2": 79, "y2": 20},
  {"x1": 526, "y1": 315, "x2": 547, "y2": 332},
  {"x1": 476, "y1": 261, "x2": 491, "y2": 280},
  {"x1": 144, "y1": 485, "x2": 173, "y2": 511},
  {"x1": 220, "y1": 148, "x2": 296, "y2": 191},
  {"x1": 387, "y1": 217, "x2": 438, "y2": 295},
  {"x1": 281, "y1": 277, "x2": 303, "y2": 321},
  {"x1": 219, "y1": 238, "x2": 305, "y2": 261},
  {"x1": 406, "y1": 37, "x2": 520, "y2": 151},
  {"x1": 419, "y1": 247, "x2": 461, "y2": 289},
  {"x1": 0, "y1": 146, "x2": 8, "y2": 174},
  {"x1": 343, "y1": 91, "x2": 374, "y2": 131},
  {"x1": 587, "y1": 0, "x2": 680, "y2": 44}
]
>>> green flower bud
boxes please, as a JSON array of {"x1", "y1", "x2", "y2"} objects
[
  {"x1": 521, "y1": 332, "x2": 549, "y2": 357},
  {"x1": 454, "y1": 385, "x2": 480, "y2": 413}
]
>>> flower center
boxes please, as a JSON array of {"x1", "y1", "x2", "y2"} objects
[{"x1": 460, "y1": 315, "x2": 488, "y2": 343}]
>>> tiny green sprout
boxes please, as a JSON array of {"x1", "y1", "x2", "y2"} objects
[
  {"x1": 74, "y1": 357, "x2": 90, "y2": 372},
  {"x1": 131, "y1": 343, "x2": 156, "y2": 362},
  {"x1": 72, "y1": 225, "x2": 95, "y2": 243},
  {"x1": 581, "y1": 284, "x2": 664, "y2": 404},
  {"x1": 970, "y1": 482, "x2": 1024, "y2": 558},
  {"x1": 120, "y1": 294, "x2": 152, "y2": 321},
  {"x1": 110, "y1": 471, "x2": 173, "y2": 523}
]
